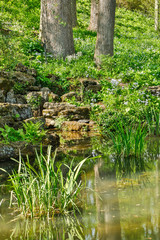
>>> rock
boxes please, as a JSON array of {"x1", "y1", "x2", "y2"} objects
[
  {"x1": 40, "y1": 87, "x2": 51, "y2": 101},
  {"x1": 11, "y1": 71, "x2": 36, "y2": 86},
  {"x1": 48, "y1": 93, "x2": 60, "y2": 102},
  {"x1": 26, "y1": 68, "x2": 37, "y2": 77},
  {"x1": 43, "y1": 109, "x2": 58, "y2": 118},
  {"x1": 85, "y1": 84, "x2": 102, "y2": 93},
  {"x1": 78, "y1": 119, "x2": 90, "y2": 123},
  {"x1": 26, "y1": 89, "x2": 51, "y2": 112},
  {"x1": 15, "y1": 63, "x2": 37, "y2": 77},
  {"x1": 0, "y1": 135, "x2": 60, "y2": 161},
  {"x1": 0, "y1": 144, "x2": 15, "y2": 160},
  {"x1": 27, "y1": 86, "x2": 41, "y2": 91},
  {"x1": 80, "y1": 78, "x2": 98, "y2": 88},
  {"x1": 24, "y1": 116, "x2": 46, "y2": 128},
  {"x1": 61, "y1": 92, "x2": 79, "y2": 102},
  {"x1": 6, "y1": 89, "x2": 16, "y2": 103},
  {"x1": 26, "y1": 92, "x2": 43, "y2": 109},
  {"x1": 43, "y1": 102, "x2": 76, "y2": 109},
  {"x1": 61, "y1": 121, "x2": 90, "y2": 131},
  {"x1": 148, "y1": 85, "x2": 160, "y2": 96},
  {"x1": 42, "y1": 133, "x2": 60, "y2": 146},
  {"x1": 26, "y1": 91, "x2": 46, "y2": 116},
  {"x1": 0, "y1": 103, "x2": 32, "y2": 127},
  {"x1": 6, "y1": 90, "x2": 27, "y2": 104},
  {"x1": 15, "y1": 63, "x2": 28, "y2": 73},
  {"x1": 0, "y1": 90, "x2": 5, "y2": 102},
  {"x1": 79, "y1": 78, "x2": 102, "y2": 95},
  {"x1": 58, "y1": 106, "x2": 90, "y2": 120},
  {"x1": 0, "y1": 74, "x2": 14, "y2": 93},
  {"x1": 45, "y1": 118, "x2": 55, "y2": 128},
  {"x1": 15, "y1": 95, "x2": 27, "y2": 104}
]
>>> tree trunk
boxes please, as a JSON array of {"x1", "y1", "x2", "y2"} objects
[
  {"x1": 94, "y1": 0, "x2": 116, "y2": 65},
  {"x1": 41, "y1": 0, "x2": 75, "y2": 58},
  {"x1": 155, "y1": 0, "x2": 159, "y2": 31},
  {"x1": 71, "y1": 0, "x2": 78, "y2": 27},
  {"x1": 88, "y1": 0, "x2": 99, "y2": 31},
  {"x1": 39, "y1": 0, "x2": 42, "y2": 39}
]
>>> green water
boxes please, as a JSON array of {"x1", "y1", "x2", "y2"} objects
[{"x1": 0, "y1": 137, "x2": 160, "y2": 239}]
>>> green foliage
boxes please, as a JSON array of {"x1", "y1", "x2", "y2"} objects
[
  {"x1": 0, "y1": 122, "x2": 46, "y2": 144},
  {"x1": 1, "y1": 0, "x2": 160, "y2": 143},
  {"x1": 13, "y1": 82, "x2": 28, "y2": 94},
  {"x1": 117, "y1": 0, "x2": 154, "y2": 15},
  {"x1": 0, "y1": 125, "x2": 23, "y2": 143},
  {"x1": 0, "y1": 0, "x2": 40, "y2": 29},
  {"x1": 5, "y1": 147, "x2": 87, "y2": 218},
  {"x1": 20, "y1": 39, "x2": 43, "y2": 55},
  {"x1": 95, "y1": 80, "x2": 160, "y2": 136},
  {"x1": 22, "y1": 121, "x2": 46, "y2": 144},
  {"x1": 27, "y1": 95, "x2": 43, "y2": 109}
]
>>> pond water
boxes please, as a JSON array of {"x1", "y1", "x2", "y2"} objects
[{"x1": 0, "y1": 136, "x2": 160, "y2": 239}]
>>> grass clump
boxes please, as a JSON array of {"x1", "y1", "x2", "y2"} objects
[
  {"x1": 107, "y1": 122, "x2": 147, "y2": 158},
  {"x1": 6, "y1": 147, "x2": 87, "y2": 219}
]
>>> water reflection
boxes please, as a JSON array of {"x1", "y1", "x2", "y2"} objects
[
  {"x1": 94, "y1": 161, "x2": 121, "y2": 240},
  {"x1": 0, "y1": 215, "x2": 84, "y2": 240},
  {"x1": 0, "y1": 136, "x2": 160, "y2": 239}
]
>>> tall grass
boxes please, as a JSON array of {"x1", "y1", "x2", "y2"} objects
[
  {"x1": 145, "y1": 107, "x2": 160, "y2": 136},
  {"x1": 108, "y1": 122, "x2": 147, "y2": 158},
  {"x1": 2, "y1": 147, "x2": 87, "y2": 219}
]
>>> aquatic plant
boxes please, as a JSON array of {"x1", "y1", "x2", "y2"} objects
[
  {"x1": 145, "y1": 106, "x2": 160, "y2": 136},
  {"x1": 4, "y1": 147, "x2": 87, "y2": 219},
  {"x1": 108, "y1": 122, "x2": 147, "y2": 158}
]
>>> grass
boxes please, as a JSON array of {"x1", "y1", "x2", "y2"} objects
[
  {"x1": 2, "y1": 146, "x2": 87, "y2": 219},
  {"x1": 107, "y1": 121, "x2": 148, "y2": 158}
]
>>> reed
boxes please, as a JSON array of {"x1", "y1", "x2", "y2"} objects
[
  {"x1": 145, "y1": 107, "x2": 160, "y2": 136},
  {"x1": 108, "y1": 122, "x2": 147, "y2": 158},
  {"x1": 3, "y1": 146, "x2": 87, "y2": 219}
]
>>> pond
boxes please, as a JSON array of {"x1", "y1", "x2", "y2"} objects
[{"x1": 0, "y1": 135, "x2": 160, "y2": 239}]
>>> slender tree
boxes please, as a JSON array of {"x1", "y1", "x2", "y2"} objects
[
  {"x1": 40, "y1": 0, "x2": 75, "y2": 58},
  {"x1": 94, "y1": 0, "x2": 116, "y2": 65},
  {"x1": 71, "y1": 0, "x2": 78, "y2": 27},
  {"x1": 88, "y1": 0, "x2": 99, "y2": 31},
  {"x1": 155, "y1": 0, "x2": 159, "y2": 31}
]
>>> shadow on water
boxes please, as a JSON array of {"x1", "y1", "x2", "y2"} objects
[{"x1": 0, "y1": 136, "x2": 160, "y2": 239}]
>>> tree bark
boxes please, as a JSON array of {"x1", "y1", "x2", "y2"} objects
[
  {"x1": 71, "y1": 0, "x2": 78, "y2": 27},
  {"x1": 88, "y1": 0, "x2": 99, "y2": 31},
  {"x1": 39, "y1": 0, "x2": 43, "y2": 39},
  {"x1": 94, "y1": 0, "x2": 116, "y2": 65},
  {"x1": 155, "y1": 0, "x2": 159, "y2": 31},
  {"x1": 41, "y1": 0, "x2": 75, "y2": 58}
]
